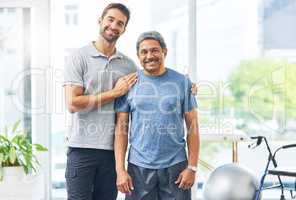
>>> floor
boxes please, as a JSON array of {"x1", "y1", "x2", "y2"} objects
[{"x1": 53, "y1": 188, "x2": 296, "y2": 200}]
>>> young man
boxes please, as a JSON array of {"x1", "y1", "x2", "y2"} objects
[
  {"x1": 63, "y1": 3, "x2": 137, "y2": 200},
  {"x1": 114, "y1": 31, "x2": 200, "y2": 200}
]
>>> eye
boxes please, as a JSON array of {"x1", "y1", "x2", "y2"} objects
[
  {"x1": 140, "y1": 50, "x2": 147, "y2": 56},
  {"x1": 152, "y1": 48, "x2": 160, "y2": 54},
  {"x1": 117, "y1": 21, "x2": 124, "y2": 27}
]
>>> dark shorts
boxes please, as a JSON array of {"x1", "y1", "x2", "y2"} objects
[
  {"x1": 125, "y1": 161, "x2": 191, "y2": 200},
  {"x1": 65, "y1": 147, "x2": 117, "y2": 200}
]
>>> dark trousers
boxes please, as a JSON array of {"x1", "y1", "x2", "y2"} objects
[
  {"x1": 65, "y1": 147, "x2": 117, "y2": 200},
  {"x1": 126, "y1": 161, "x2": 191, "y2": 200}
]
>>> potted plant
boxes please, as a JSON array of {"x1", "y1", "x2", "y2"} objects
[{"x1": 0, "y1": 120, "x2": 47, "y2": 181}]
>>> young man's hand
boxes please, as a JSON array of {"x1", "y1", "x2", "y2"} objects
[
  {"x1": 175, "y1": 168, "x2": 196, "y2": 190},
  {"x1": 191, "y1": 83, "x2": 198, "y2": 95},
  {"x1": 116, "y1": 170, "x2": 134, "y2": 195},
  {"x1": 113, "y1": 73, "x2": 137, "y2": 97}
]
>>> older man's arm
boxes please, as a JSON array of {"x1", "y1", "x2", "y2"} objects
[
  {"x1": 175, "y1": 109, "x2": 200, "y2": 190},
  {"x1": 114, "y1": 112, "x2": 134, "y2": 195}
]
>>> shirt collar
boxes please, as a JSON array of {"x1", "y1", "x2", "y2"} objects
[{"x1": 88, "y1": 42, "x2": 123, "y2": 60}]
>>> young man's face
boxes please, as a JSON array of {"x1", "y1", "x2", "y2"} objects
[
  {"x1": 138, "y1": 39, "x2": 167, "y2": 74},
  {"x1": 99, "y1": 8, "x2": 127, "y2": 43}
]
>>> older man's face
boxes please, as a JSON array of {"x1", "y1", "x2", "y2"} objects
[{"x1": 138, "y1": 39, "x2": 167, "y2": 74}]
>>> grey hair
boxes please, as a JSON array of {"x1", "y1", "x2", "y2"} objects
[{"x1": 136, "y1": 31, "x2": 167, "y2": 54}]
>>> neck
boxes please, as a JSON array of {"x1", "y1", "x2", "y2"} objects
[
  {"x1": 144, "y1": 67, "x2": 166, "y2": 77},
  {"x1": 94, "y1": 36, "x2": 116, "y2": 57}
]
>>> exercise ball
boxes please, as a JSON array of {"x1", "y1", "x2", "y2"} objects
[{"x1": 203, "y1": 163, "x2": 260, "y2": 200}]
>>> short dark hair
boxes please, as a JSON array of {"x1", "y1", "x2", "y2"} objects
[{"x1": 101, "y1": 3, "x2": 130, "y2": 27}]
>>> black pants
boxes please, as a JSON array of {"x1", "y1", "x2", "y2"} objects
[{"x1": 65, "y1": 147, "x2": 117, "y2": 200}]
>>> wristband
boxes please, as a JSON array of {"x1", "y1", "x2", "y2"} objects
[{"x1": 187, "y1": 165, "x2": 197, "y2": 172}]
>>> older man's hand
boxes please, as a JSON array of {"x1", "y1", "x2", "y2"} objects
[{"x1": 175, "y1": 168, "x2": 196, "y2": 190}]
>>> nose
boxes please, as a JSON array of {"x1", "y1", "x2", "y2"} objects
[
  {"x1": 110, "y1": 21, "x2": 119, "y2": 30},
  {"x1": 146, "y1": 51, "x2": 154, "y2": 59}
]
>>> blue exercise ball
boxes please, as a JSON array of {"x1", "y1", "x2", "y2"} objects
[{"x1": 203, "y1": 163, "x2": 261, "y2": 200}]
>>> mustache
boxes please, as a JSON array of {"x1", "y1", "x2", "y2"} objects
[
  {"x1": 143, "y1": 58, "x2": 159, "y2": 64},
  {"x1": 104, "y1": 27, "x2": 119, "y2": 35}
]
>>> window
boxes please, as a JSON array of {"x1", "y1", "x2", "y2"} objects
[
  {"x1": 196, "y1": 0, "x2": 296, "y2": 198},
  {"x1": 0, "y1": 8, "x2": 31, "y2": 138},
  {"x1": 263, "y1": 0, "x2": 296, "y2": 49},
  {"x1": 1, "y1": 1, "x2": 51, "y2": 199},
  {"x1": 64, "y1": 4, "x2": 78, "y2": 26}
]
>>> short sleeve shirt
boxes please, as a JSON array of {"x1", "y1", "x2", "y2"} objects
[
  {"x1": 64, "y1": 42, "x2": 137, "y2": 150},
  {"x1": 115, "y1": 68, "x2": 197, "y2": 169}
]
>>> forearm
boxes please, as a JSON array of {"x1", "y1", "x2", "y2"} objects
[
  {"x1": 114, "y1": 114, "x2": 129, "y2": 172},
  {"x1": 69, "y1": 89, "x2": 120, "y2": 112},
  {"x1": 185, "y1": 109, "x2": 200, "y2": 167},
  {"x1": 187, "y1": 128, "x2": 200, "y2": 166},
  {"x1": 115, "y1": 134, "x2": 128, "y2": 172}
]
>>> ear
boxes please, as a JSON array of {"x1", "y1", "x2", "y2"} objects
[
  {"x1": 121, "y1": 26, "x2": 126, "y2": 34},
  {"x1": 163, "y1": 48, "x2": 168, "y2": 57},
  {"x1": 98, "y1": 17, "x2": 102, "y2": 25}
]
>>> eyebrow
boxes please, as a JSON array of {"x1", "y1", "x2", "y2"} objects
[
  {"x1": 106, "y1": 16, "x2": 125, "y2": 25},
  {"x1": 140, "y1": 47, "x2": 160, "y2": 52}
]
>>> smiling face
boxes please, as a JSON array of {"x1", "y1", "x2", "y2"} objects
[
  {"x1": 99, "y1": 8, "x2": 127, "y2": 43},
  {"x1": 137, "y1": 39, "x2": 167, "y2": 76}
]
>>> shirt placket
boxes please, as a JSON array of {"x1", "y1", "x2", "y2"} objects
[{"x1": 103, "y1": 59, "x2": 114, "y2": 90}]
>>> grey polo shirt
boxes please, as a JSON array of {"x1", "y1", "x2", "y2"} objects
[{"x1": 63, "y1": 42, "x2": 137, "y2": 150}]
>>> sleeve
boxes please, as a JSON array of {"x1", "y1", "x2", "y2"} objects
[
  {"x1": 183, "y1": 77, "x2": 198, "y2": 113},
  {"x1": 114, "y1": 94, "x2": 130, "y2": 113},
  {"x1": 130, "y1": 59, "x2": 139, "y2": 72},
  {"x1": 63, "y1": 52, "x2": 84, "y2": 87}
]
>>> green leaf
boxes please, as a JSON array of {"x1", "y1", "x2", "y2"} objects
[
  {"x1": 3, "y1": 154, "x2": 9, "y2": 164},
  {"x1": 0, "y1": 153, "x2": 3, "y2": 163},
  {"x1": 34, "y1": 144, "x2": 48, "y2": 152},
  {"x1": 0, "y1": 134, "x2": 10, "y2": 144},
  {"x1": 11, "y1": 120, "x2": 21, "y2": 134},
  {"x1": 0, "y1": 167, "x2": 3, "y2": 181},
  {"x1": 23, "y1": 164, "x2": 29, "y2": 174},
  {"x1": 9, "y1": 147, "x2": 17, "y2": 164},
  {"x1": 31, "y1": 163, "x2": 37, "y2": 173},
  {"x1": 32, "y1": 155, "x2": 40, "y2": 165},
  {"x1": 4, "y1": 126, "x2": 8, "y2": 137},
  {"x1": 0, "y1": 121, "x2": 46, "y2": 176},
  {"x1": 12, "y1": 134, "x2": 21, "y2": 144}
]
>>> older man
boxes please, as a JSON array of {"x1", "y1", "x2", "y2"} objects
[{"x1": 114, "y1": 31, "x2": 200, "y2": 200}]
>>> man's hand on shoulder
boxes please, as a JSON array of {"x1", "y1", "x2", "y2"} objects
[
  {"x1": 191, "y1": 83, "x2": 198, "y2": 96},
  {"x1": 113, "y1": 73, "x2": 137, "y2": 97}
]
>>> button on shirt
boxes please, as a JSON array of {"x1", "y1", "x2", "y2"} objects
[
  {"x1": 115, "y1": 68, "x2": 197, "y2": 169},
  {"x1": 63, "y1": 42, "x2": 137, "y2": 150}
]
